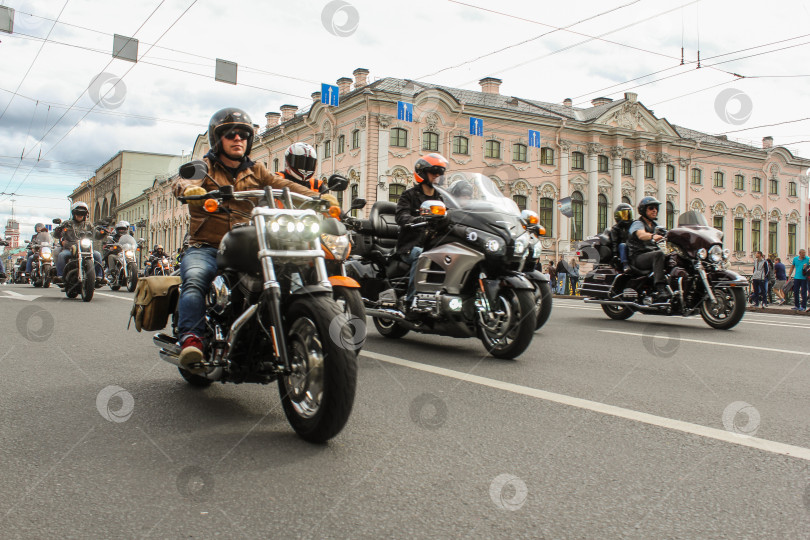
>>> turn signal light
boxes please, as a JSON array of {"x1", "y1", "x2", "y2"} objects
[
  {"x1": 203, "y1": 199, "x2": 219, "y2": 213},
  {"x1": 428, "y1": 204, "x2": 446, "y2": 216},
  {"x1": 537, "y1": 225, "x2": 546, "y2": 236},
  {"x1": 328, "y1": 206, "x2": 341, "y2": 219}
]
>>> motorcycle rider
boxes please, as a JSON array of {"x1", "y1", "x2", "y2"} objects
[
  {"x1": 25, "y1": 223, "x2": 45, "y2": 273},
  {"x1": 102, "y1": 220, "x2": 131, "y2": 275},
  {"x1": 54, "y1": 202, "x2": 104, "y2": 285},
  {"x1": 279, "y1": 142, "x2": 323, "y2": 191},
  {"x1": 609, "y1": 203, "x2": 634, "y2": 272},
  {"x1": 146, "y1": 244, "x2": 167, "y2": 275},
  {"x1": 395, "y1": 153, "x2": 448, "y2": 310},
  {"x1": 627, "y1": 196, "x2": 671, "y2": 301},
  {"x1": 172, "y1": 107, "x2": 336, "y2": 370},
  {"x1": 448, "y1": 178, "x2": 474, "y2": 203}
]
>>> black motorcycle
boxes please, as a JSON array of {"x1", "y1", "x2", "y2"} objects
[
  {"x1": 343, "y1": 173, "x2": 540, "y2": 359},
  {"x1": 53, "y1": 218, "x2": 99, "y2": 302},
  {"x1": 577, "y1": 211, "x2": 747, "y2": 329},
  {"x1": 103, "y1": 233, "x2": 140, "y2": 292},
  {"x1": 152, "y1": 161, "x2": 357, "y2": 443},
  {"x1": 521, "y1": 211, "x2": 554, "y2": 330},
  {"x1": 29, "y1": 240, "x2": 54, "y2": 288}
]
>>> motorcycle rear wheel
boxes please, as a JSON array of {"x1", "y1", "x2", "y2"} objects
[
  {"x1": 534, "y1": 282, "x2": 553, "y2": 330},
  {"x1": 700, "y1": 287, "x2": 745, "y2": 330},
  {"x1": 478, "y1": 288, "x2": 536, "y2": 359},
  {"x1": 373, "y1": 316, "x2": 410, "y2": 339},
  {"x1": 601, "y1": 304, "x2": 635, "y2": 320},
  {"x1": 178, "y1": 367, "x2": 213, "y2": 387},
  {"x1": 278, "y1": 295, "x2": 357, "y2": 443}
]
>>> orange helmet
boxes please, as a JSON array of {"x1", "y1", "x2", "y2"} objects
[{"x1": 413, "y1": 153, "x2": 448, "y2": 184}]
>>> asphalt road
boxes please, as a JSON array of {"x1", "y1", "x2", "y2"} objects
[{"x1": 1, "y1": 283, "x2": 809, "y2": 539}]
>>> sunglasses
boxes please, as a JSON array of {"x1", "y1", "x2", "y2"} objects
[{"x1": 222, "y1": 129, "x2": 251, "y2": 141}]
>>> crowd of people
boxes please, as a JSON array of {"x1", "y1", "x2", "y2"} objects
[{"x1": 748, "y1": 249, "x2": 810, "y2": 311}]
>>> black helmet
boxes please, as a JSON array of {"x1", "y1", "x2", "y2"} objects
[
  {"x1": 208, "y1": 107, "x2": 254, "y2": 157},
  {"x1": 449, "y1": 179, "x2": 474, "y2": 199},
  {"x1": 637, "y1": 196, "x2": 661, "y2": 216},
  {"x1": 614, "y1": 203, "x2": 633, "y2": 224}
]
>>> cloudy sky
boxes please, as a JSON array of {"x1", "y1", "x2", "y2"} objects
[{"x1": 1, "y1": 0, "x2": 809, "y2": 242}]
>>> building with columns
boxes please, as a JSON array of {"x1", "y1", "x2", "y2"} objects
[
  {"x1": 144, "y1": 174, "x2": 189, "y2": 255},
  {"x1": 185, "y1": 69, "x2": 810, "y2": 269}
]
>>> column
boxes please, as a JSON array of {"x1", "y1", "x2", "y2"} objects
[
  {"x1": 656, "y1": 152, "x2": 669, "y2": 228},
  {"x1": 586, "y1": 144, "x2": 600, "y2": 237},
  {"x1": 678, "y1": 158, "x2": 688, "y2": 217},
  {"x1": 610, "y1": 146, "x2": 623, "y2": 214},
  {"x1": 800, "y1": 175, "x2": 809, "y2": 251},
  {"x1": 558, "y1": 140, "x2": 571, "y2": 251},
  {"x1": 634, "y1": 150, "x2": 647, "y2": 206}
]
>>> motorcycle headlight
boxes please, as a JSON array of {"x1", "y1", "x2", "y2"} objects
[
  {"x1": 697, "y1": 248, "x2": 707, "y2": 260},
  {"x1": 300, "y1": 215, "x2": 321, "y2": 241},
  {"x1": 709, "y1": 245, "x2": 723, "y2": 263},
  {"x1": 722, "y1": 248, "x2": 730, "y2": 260},
  {"x1": 486, "y1": 239, "x2": 501, "y2": 253},
  {"x1": 80, "y1": 238, "x2": 92, "y2": 249},
  {"x1": 513, "y1": 233, "x2": 529, "y2": 255},
  {"x1": 270, "y1": 214, "x2": 296, "y2": 238},
  {"x1": 40, "y1": 248, "x2": 52, "y2": 260},
  {"x1": 124, "y1": 250, "x2": 135, "y2": 259},
  {"x1": 532, "y1": 241, "x2": 542, "y2": 259},
  {"x1": 321, "y1": 233, "x2": 350, "y2": 260}
]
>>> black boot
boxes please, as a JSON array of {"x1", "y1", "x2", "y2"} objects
[{"x1": 654, "y1": 284, "x2": 672, "y2": 302}]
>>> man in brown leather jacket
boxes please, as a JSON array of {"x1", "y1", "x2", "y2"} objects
[{"x1": 173, "y1": 107, "x2": 336, "y2": 370}]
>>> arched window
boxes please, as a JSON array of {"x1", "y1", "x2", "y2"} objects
[
  {"x1": 666, "y1": 201, "x2": 674, "y2": 229},
  {"x1": 571, "y1": 191, "x2": 584, "y2": 241},
  {"x1": 94, "y1": 203, "x2": 101, "y2": 221},
  {"x1": 110, "y1": 194, "x2": 117, "y2": 214},
  {"x1": 513, "y1": 194, "x2": 527, "y2": 211},
  {"x1": 389, "y1": 183, "x2": 405, "y2": 204},
  {"x1": 422, "y1": 132, "x2": 439, "y2": 152},
  {"x1": 101, "y1": 199, "x2": 108, "y2": 218},
  {"x1": 622, "y1": 196, "x2": 631, "y2": 205},
  {"x1": 597, "y1": 194, "x2": 608, "y2": 232},
  {"x1": 539, "y1": 197, "x2": 553, "y2": 237},
  {"x1": 485, "y1": 140, "x2": 501, "y2": 159},
  {"x1": 350, "y1": 184, "x2": 360, "y2": 217},
  {"x1": 453, "y1": 136, "x2": 469, "y2": 155},
  {"x1": 390, "y1": 128, "x2": 407, "y2": 147},
  {"x1": 512, "y1": 143, "x2": 527, "y2": 162}
]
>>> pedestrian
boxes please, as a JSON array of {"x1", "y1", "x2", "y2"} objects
[
  {"x1": 789, "y1": 248, "x2": 809, "y2": 311},
  {"x1": 555, "y1": 257, "x2": 567, "y2": 294},
  {"x1": 569, "y1": 257, "x2": 580, "y2": 295},
  {"x1": 773, "y1": 257, "x2": 787, "y2": 305},
  {"x1": 751, "y1": 251, "x2": 768, "y2": 308},
  {"x1": 547, "y1": 261, "x2": 557, "y2": 292},
  {"x1": 766, "y1": 254, "x2": 776, "y2": 304}
]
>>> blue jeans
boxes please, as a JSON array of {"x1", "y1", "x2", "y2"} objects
[
  {"x1": 26, "y1": 252, "x2": 34, "y2": 273},
  {"x1": 793, "y1": 278, "x2": 808, "y2": 309},
  {"x1": 56, "y1": 249, "x2": 102, "y2": 277},
  {"x1": 178, "y1": 246, "x2": 219, "y2": 340},
  {"x1": 618, "y1": 243, "x2": 628, "y2": 266},
  {"x1": 402, "y1": 246, "x2": 423, "y2": 303},
  {"x1": 752, "y1": 279, "x2": 767, "y2": 306}
]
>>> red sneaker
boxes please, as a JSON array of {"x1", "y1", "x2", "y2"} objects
[{"x1": 179, "y1": 335, "x2": 204, "y2": 372}]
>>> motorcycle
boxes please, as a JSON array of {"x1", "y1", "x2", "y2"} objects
[
  {"x1": 29, "y1": 241, "x2": 54, "y2": 288},
  {"x1": 146, "y1": 254, "x2": 172, "y2": 276},
  {"x1": 103, "y1": 233, "x2": 140, "y2": 292},
  {"x1": 15, "y1": 256, "x2": 28, "y2": 284},
  {"x1": 520, "y1": 211, "x2": 554, "y2": 330},
  {"x1": 343, "y1": 172, "x2": 538, "y2": 359},
  {"x1": 577, "y1": 210, "x2": 747, "y2": 329},
  {"x1": 53, "y1": 218, "x2": 100, "y2": 302},
  {"x1": 152, "y1": 160, "x2": 358, "y2": 443}
]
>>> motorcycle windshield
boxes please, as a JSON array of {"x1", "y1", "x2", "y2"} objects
[
  {"x1": 118, "y1": 234, "x2": 137, "y2": 250},
  {"x1": 435, "y1": 173, "x2": 521, "y2": 215},
  {"x1": 677, "y1": 211, "x2": 709, "y2": 227}
]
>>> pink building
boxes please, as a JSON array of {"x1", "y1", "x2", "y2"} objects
[
  {"x1": 145, "y1": 175, "x2": 189, "y2": 255},
  {"x1": 188, "y1": 68, "x2": 809, "y2": 271}
]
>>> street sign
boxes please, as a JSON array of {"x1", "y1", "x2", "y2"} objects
[
  {"x1": 45, "y1": 224, "x2": 52, "y2": 231},
  {"x1": 321, "y1": 83, "x2": 340, "y2": 107},
  {"x1": 397, "y1": 101, "x2": 413, "y2": 122},
  {"x1": 469, "y1": 117, "x2": 483, "y2": 137},
  {"x1": 558, "y1": 197, "x2": 573, "y2": 218},
  {"x1": 529, "y1": 129, "x2": 541, "y2": 148}
]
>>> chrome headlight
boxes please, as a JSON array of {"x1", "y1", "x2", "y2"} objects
[
  {"x1": 532, "y1": 241, "x2": 542, "y2": 259},
  {"x1": 80, "y1": 238, "x2": 92, "y2": 249},
  {"x1": 40, "y1": 247, "x2": 52, "y2": 260},
  {"x1": 697, "y1": 248, "x2": 707, "y2": 260},
  {"x1": 124, "y1": 250, "x2": 135, "y2": 260},
  {"x1": 300, "y1": 215, "x2": 321, "y2": 241},
  {"x1": 722, "y1": 248, "x2": 730, "y2": 260},
  {"x1": 321, "y1": 233, "x2": 350, "y2": 260},
  {"x1": 513, "y1": 232, "x2": 529, "y2": 255},
  {"x1": 709, "y1": 245, "x2": 723, "y2": 263},
  {"x1": 485, "y1": 239, "x2": 501, "y2": 253}
]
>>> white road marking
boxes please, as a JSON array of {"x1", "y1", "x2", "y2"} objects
[
  {"x1": 599, "y1": 329, "x2": 810, "y2": 357},
  {"x1": 95, "y1": 292, "x2": 133, "y2": 302},
  {"x1": 0, "y1": 290, "x2": 41, "y2": 301},
  {"x1": 360, "y1": 350, "x2": 810, "y2": 462}
]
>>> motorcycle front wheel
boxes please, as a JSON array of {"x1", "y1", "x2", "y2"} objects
[
  {"x1": 41, "y1": 264, "x2": 51, "y2": 288},
  {"x1": 278, "y1": 295, "x2": 357, "y2": 443},
  {"x1": 700, "y1": 287, "x2": 745, "y2": 330},
  {"x1": 478, "y1": 288, "x2": 536, "y2": 359},
  {"x1": 80, "y1": 259, "x2": 95, "y2": 302},
  {"x1": 127, "y1": 263, "x2": 138, "y2": 292}
]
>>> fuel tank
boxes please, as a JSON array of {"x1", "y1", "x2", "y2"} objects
[{"x1": 217, "y1": 225, "x2": 261, "y2": 275}]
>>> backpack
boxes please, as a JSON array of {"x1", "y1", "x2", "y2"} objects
[
  {"x1": 128, "y1": 276, "x2": 181, "y2": 332},
  {"x1": 803, "y1": 261, "x2": 810, "y2": 278}
]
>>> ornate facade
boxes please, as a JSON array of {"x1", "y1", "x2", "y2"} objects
[{"x1": 145, "y1": 175, "x2": 189, "y2": 255}]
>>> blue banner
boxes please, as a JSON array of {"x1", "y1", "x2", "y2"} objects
[
  {"x1": 321, "y1": 83, "x2": 340, "y2": 106},
  {"x1": 469, "y1": 117, "x2": 483, "y2": 137},
  {"x1": 397, "y1": 101, "x2": 413, "y2": 122}
]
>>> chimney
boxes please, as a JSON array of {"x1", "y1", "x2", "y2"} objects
[
  {"x1": 717, "y1": 135, "x2": 728, "y2": 141},
  {"x1": 353, "y1": 68, "x2": 369, "y2": 89},
  {"x1": 563, "y1": 98, "x2": 573, "y2": 108},
  {"x1": 591, "y1": 97, "x2": 613, "y2": 107},
  {"x1": 624, "y1": 92, "x2": 638, "y2": 102},
  {"x1": 280, "y1": 105, "x2": 298, "y2": 123},
  {"x1": 337, "y1": 77, "x2": 353, "y2": 95},
  {"x1": 763, "y1": 136, "x2": 773, "y2": 149},
  {"x1": 252, "y1": 123, "x2": 260, "y2": 135},
  {"x1": 264, "y1": 112, "x2": 281, "y2": 129},
  {"x1": 311, "y1": 91, "x2": 322, "y2": 102},
  {"x1": 478, "y1": 77, "x2": 502, "y2": 94}
]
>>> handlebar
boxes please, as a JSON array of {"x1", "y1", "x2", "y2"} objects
[{"x1": 178, "y1": 189, "x2": 316, "y2": 205}]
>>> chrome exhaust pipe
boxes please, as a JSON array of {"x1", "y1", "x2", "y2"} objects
[
  {"x1": 153, "y1": 332, "x2": 223, "y2": 380},
  {"x1": 159, "y1": 349, "x2": 181, "y2": 367},
  {"x1": 226, "y1": 304, "x2": 258, "y2": 354},
  {"x1": 583, "y1": 298, "x2": 671, "y2": 310},
  {"x1": 153, "y1": 333, "x2": 180, "y2": 355},
  {"x1": 365, "y1": 307, "x2": 406, "y2": 321}
]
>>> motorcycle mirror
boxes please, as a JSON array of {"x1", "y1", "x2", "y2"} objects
[
  {"x1": 52, "y1": 218, "x2": 62, "y2": 224},
  {"x1": 326, "y1": 173, "x2": 349, "y2": 192},
  {"x1": 179, "y1": 160, "x2": 209, "y2": 180},
  {"x1": 350, "y1": 198, "x2": 367, "y2": 210}
]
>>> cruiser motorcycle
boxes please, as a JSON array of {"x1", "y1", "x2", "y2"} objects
[
  {"x1": 29, "y1": 241, "x2": 54, "y2": 288},
  {"x1": 343, "y1": 173, "x2": 540, "y2": 359},
  {"x1": 104, "y1": 233, "x2": 140, "y2": 292},
  {"x1": 53, "y1": 218, "x2": 100, "y2": 302},
  {"x1": 152, "y1": 161, "x2": 357, "y2": 443},
  {"x1": 577, "y1": 211, "x2": 747, "y2": 329}
]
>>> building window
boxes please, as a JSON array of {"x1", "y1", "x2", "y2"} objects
[
  {"x1": 622, "y1": 158, "x2": 632, "y2": 176},
  {"x1": 337, "y1": 135, "x2": 345, "y2": 154},
  {"x1": 485, "y1": 140, "x2": 501, "y2": 159},
  {"x1": 422, "y1": 132, "x2": 439, "y2": 152},
  {"x1": 752, "y1": 177, "x2": 762, "y2": 193},
  {"x1": 598, "y1": 155, "x2": 608, "y2": 173},
  {"x1": 713, "y1": 216, "x2": 723, "y2": 232},
  {"x1": 691, "y1": 169, "x2": 702, "y2": 185},
  {"x1": 513, "y1": 143, "x2": 527, "y2": 162},
  {"x1": 789, "y1": 181, "x2": 797, "y2": 197},
  {"x1": 336, "y1": 188, "x2": 343, "y2": 210},
  {"x1": 713, "y1": 171, "x2": 724, "y2": 188},
  {"x1": 513, "y1": 194, "x2": 527, "y2": 211},
  {"x1": 540, "y1": 147, "x2": 554, "y2": 165},
  {"x1": 571, "y1": 191, "x2": 584, "y2": 242},
  {"x1": 768, "y1": 222, "x2": 778, "y2": 253},
  {"x1": 597, "y1": 194, "x2": 608, "y2": 232},
  {"x1": 390, "y1": 128, "x2": 407, "y2": 147},
  {"x1": 734, "y1": 174, "x2": 744, "y2": 190},
  {"x1": 784, "y1": 222, "x2": 797, "y2": 257},
  {"x1": 622, "y1": 196, "x2": 632, "y2": 205},
  {"x1": 769, "y1": 178, "x2": 778, "y2": 195},
  {"x1": 453, "y1": 136, "x2": 469, "y2": 155},
  {"x1": 273, "y1": 158, "x2": 279, "y2": 172},
  {"x1": 324, "y1": 140, "x2": 331, "y2": 158},
  {"x1": 571, "y1": 151, "x2": 584, "y2": 170},
  {"x1": 539, "y1": 197, "x2": 553, "y2": 237},
  {"x1": 666, "y1": 201, "x2": 674, "y2": 229},
  {"x1": 752, "y1": 220, "x2": 761, "y2": 253},
  {"x1": 666, "y1": 165, "x2": 675, "y2": 183},
  {"x1": 352, "y1": 129, "x2": 360, "y2": 149},
  {"x1": 734, "y1": 218, "x2": 744, "y2": 252},
  {"x1": 350, "y1": 184, "x2": 359, "y2": 217},
  {"x1": 644, "y1": 162, "x2": 654, "y2": 179},
  {"x1": 389, "y1": 183, "x2": 405, "y2": 204}
]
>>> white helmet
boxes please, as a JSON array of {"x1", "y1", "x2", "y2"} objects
[
  {"x1": 284, "y1": 142, "x2": 317, "y2": 182},
  {"x1": 115, "y1": 220, "x2": 130, "y2": 233},
  {"x1": 70, "y1": 201, "x2": 89, "y2": 218}
]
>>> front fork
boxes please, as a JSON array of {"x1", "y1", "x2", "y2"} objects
[{"x1": 695, "y1": 262, "x2": 717, "y2": 304}]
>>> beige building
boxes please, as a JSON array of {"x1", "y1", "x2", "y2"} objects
[
  {"x1": 145, "y1": 175, "x2": 189, "y2": 255},
  {"x1": 115, "y1": 191, "x2": 149, "y2": 237},
  {"x1": 68, "y1": 177, "x2": 96, "y2": 220}
]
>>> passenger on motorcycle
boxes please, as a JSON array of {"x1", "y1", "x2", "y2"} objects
[
  {"x1": 627, "y1": 196, "x2": 671, "y2": 301},
  {"x1": 55, "y1": 202, "x2": 104, "y2": 285},
  {"x1": 395, "y1": 153, "x2": 448, "y2": 310},
  {"x1": 172, "y1": 107, "x2": 335, "y2": 369},
  {"x1": 448, "y1": 178, "x2": 474, "y2": 202},
  {"x1": 609, "y1": 203, "x2": 634, "y2": 272},
  {"x1": 280, "y1": 142, "x2": 324, "y2": 191}
]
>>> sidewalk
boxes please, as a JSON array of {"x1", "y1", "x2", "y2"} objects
[{"x1": 551, "y1": 294, "x2": 810, "y2": 317}]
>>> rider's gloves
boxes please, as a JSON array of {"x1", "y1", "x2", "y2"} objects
[{"x1": 183, "y1": 186, "x2": 207, "y2": 207}]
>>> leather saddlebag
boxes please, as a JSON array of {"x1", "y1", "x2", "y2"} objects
[{"x1": 129, "y1": 276, "x2": 181, "y2": 332}]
